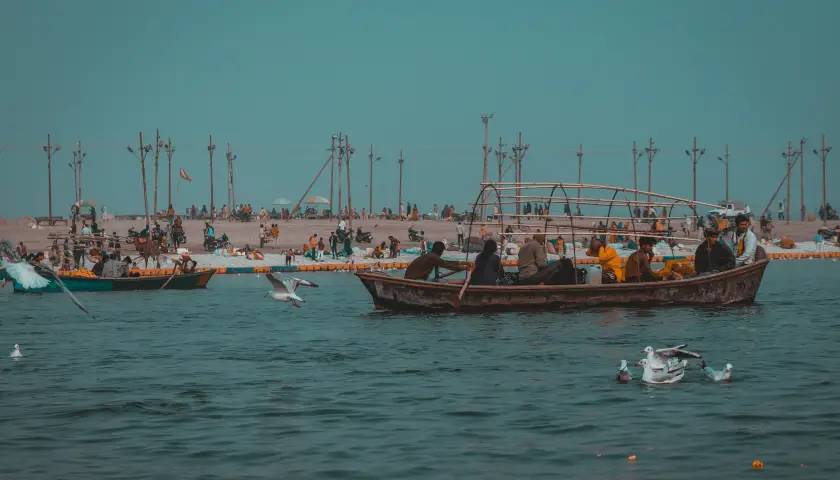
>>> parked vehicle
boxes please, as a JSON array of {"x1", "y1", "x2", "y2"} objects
[{"x1": 708, "y1": 201, "x2": 751, "y2": 219}]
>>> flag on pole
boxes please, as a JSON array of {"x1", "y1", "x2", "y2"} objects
[{"x1": 179, "y1": 168, "x2": 192, "y2": 182}]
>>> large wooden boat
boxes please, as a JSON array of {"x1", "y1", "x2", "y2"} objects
[
  {"x1": 356, "y1": 181, "x2": 770, "y2": 312},
  {"x1": 357, "y1": 260, "x2": 768, "y2": 311},
  {"x1": 7, "y1": 269, "x2": 216, "y2": 293}
]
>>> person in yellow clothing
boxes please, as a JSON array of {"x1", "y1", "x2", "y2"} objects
[{"x1": 586, "y1": 237, "x2": 624, "y2": 283}]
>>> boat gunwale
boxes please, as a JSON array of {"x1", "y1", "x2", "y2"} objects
[{"x1": 355, "y1": 259, "x2": 768, "y2": 293}]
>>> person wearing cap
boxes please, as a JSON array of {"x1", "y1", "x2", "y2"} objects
[
  {"x1": 723, "y1": 214, "x2": 757, "y2": 266},
  {"x1": 624, "y1": 236, "x2": 659, "y2": 283},
  {"x1": 694, "y1": 228, "x2": 735, "y2": 274}
]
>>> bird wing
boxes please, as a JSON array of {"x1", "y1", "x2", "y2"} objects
[
  {"x1": 656, "y1": 346, "x2": 702, "y2": 359},
  {"x1": 4, "y1": 262, "x2": 51, "y2": 289},
  {"x1": 38, "y1": 267, "x2": 91, "y2": 317},
  {"x1": 290, "y1": 277, "x2": 319, "y2": 289},
  {"x1": 265, "y1": 273, "x2": 288, "y2": 293}
]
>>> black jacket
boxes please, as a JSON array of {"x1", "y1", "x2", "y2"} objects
[{"x1": 694, "y1": 241, "x2": 735, "y2": 274}]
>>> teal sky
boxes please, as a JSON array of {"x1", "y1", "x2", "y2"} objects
[{"x1": 1, "y1": 0, "x2": 838, "y2": 218}]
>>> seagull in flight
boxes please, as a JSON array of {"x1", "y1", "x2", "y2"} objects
[
  {"x1": 264, "y1": 273, "x2": 318, "y2": 307},
  {"x1": 643, "y1": 344, "x2": 702, "y2": 368}
]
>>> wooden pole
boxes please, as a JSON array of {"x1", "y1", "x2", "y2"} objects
[
  {"x1": 632, "y1": 141, "x2": 638, "y2": 203},
  {"x1": 799, "y1": 137, "x2": 807, "y2": 221},
  {"x1": 337, "y1": 133, "x2": 343, "y2": 218},
  {"x1": 398, "y1": 149, "x2": 404, "y2": 219},
  {"x1": 165, "y1": 138, "x2": 174, "y2": 209},
  {"x1": 291, "y1": 154, "x2": 332, "y2": 216},
  {"x1": 346, "y1": 135, "x2": 354, "y2": 229},
  {"x1": 480, "y1": 114, "x2": 492, "y2": 220},
  {"x1": 139, "y1": 132, "x2": 150, "y2": 229},
  {"x1": 576, "y1": 144, "x2": 583, "y2": 215},
  {"x1": 724, "y1": 144, "x2": 729, "y2": 203},
  {"x1": 153, "y1": 128, "x2": 161, "y2": 215},
  {"x1": 817, "y1": 134, "x2": 832, "y2": 226},
  {"x1": 369, "y1": 144, "x2": 374, "y2": 215},
  {"x1": 44, "y1": 134, "x2": 53, "y2": 223},
  {"x1": 329, "y1": 135, "x2": 336, "y2": 219},
  {"x1": 645, "y1": 137, "x2": 657, "y2": 205},
  {"x1": 208, "y1": 134, "x2": 216, "y2": 224}
]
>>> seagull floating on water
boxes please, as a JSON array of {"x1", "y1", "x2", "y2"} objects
[
  {"x1": 616, "y1": 360, "x2": 632, "y2": 383},
  {"x1": 264, "y1": 273, "x2": 318, "y2": 307},
  {"x1": 701, "y1": 360, "x2": 733, "y2": 382},
  {"x1": 10, "y1": 344, "x2": 23, "y2": 359},
  {"x1": 638, "y1": 357, "x2": 687, "y2": 384}
]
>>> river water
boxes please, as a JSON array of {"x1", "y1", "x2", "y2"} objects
[{"x1": 1, "y1": 261, "x2": 839, "y2": 479}]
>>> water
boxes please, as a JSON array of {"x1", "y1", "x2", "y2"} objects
[{"x1": 1, "y1": 261, "x2": 839, "y2": 479}]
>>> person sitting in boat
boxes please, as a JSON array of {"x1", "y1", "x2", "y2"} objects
[
  {"x1": 586, "y1": 237, "x2": 624, "y2": 283},
  {"x1": 179, "y1": 254, "x2": 197, "y2": 273},
  {"x1": 404, "y1": 241, "x2": 466, "y2": 281},
  {"x1": 694, "y1": 228, "x2": 735, "y2": 275},
  {"x1": 471, "y1": 239, "x2": 502, "y2": 286},
  {"x1": 722, "y1": 214, "x2": 757, "y2": 266},
  {"x1": 624, "y1": 236, "x2": 660, "y2": 283},
  {"x1": 517, "y1": 233, "x2": 565, "y2": 285}
]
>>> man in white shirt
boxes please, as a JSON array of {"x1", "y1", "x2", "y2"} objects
[{"x1": 723, "y1": 214, "x2": 757, "y2": 266}]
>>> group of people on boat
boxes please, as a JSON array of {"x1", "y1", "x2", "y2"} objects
[{"x1": 403, "y1": 213, "x2": 760, "y2": 286}]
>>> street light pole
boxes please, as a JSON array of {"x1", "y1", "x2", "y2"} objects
[
  {"x1": 42, "y1": 134, "x2": 61, "y2": 224},
  {"x1": 813, "y1": 134, "x2": 832, "y2": 225},
  {"x1": 480, "y1": 114, "x2": 493, "y2": 220},
  {"x1": 153, "y1": 128, "x2": 162, "y2": 215},
  {"x1": 165, "y1": 138, "x2": 175, "y2": 210},
  {"x1": 346, "y1": 135, "x2": 355, "y2": 229},
  {"x1": 139, "y1": 132, "x2": 150, "y2": 229},
  {"x1": 398, "y1": 149, "x2": 404, "y2": 219},
  {"x1": 576, "y1": 144, "x2": 583, "y2": 215},
  {"x1": 207, "y1": 134, "x2": 216, "y2": 224},
  {"x1": 226, "y1": 143, "x2": 237, "y2": 215},
  {"x1": 645, "y1": 137, "x2": 658, "y2": 205},
  {"x1": 799, "y1": 138, "x2": 807, "y2": 221},
  {"x1": 685, "y1": 136, "x2": 705, "y2": 204},
  {"x1": 782, "y1": 141, "x2": 795, "y2": 225},
  {"x1": 495, "y1": 137, "x2": 506, "y2": 183}
]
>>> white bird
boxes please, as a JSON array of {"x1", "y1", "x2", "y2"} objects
[
  {"x1": 616, "y1": 359, "x2": 632, "y2": 383},
  {"x1": 701, "y1": 360, "x2": 733, "y2": 382},
  {"x1": 264, "y1": 273, "x2": 318, "y2": 307},
  {"x1": 2, "y1": 261, "x2": 50, "y2": 289},
  {"x1": 10, "y1": 344, "x2": 23, "y2": 359},
  {"x1": 638, "y1": 357, "x2": 688, "y2": 384},
  {"x1": 643, "y1": 344, "x2": 702, "y2": 368}
]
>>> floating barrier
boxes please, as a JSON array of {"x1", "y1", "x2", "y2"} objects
[{"x1": 196, "y1": 250, "x2": 840, "y2": 275}]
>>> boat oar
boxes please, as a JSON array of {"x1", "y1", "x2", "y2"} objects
[
  {"x1": 457, "y1": 269, "x2": 472, "y2": 302},
  {"x1": 159, "y1": 262, "x2": 180, "y2": 290}
]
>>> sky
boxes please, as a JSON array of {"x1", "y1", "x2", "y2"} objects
[{"x1": 1, "y1": 0, "x2": 838, "y2": 218}]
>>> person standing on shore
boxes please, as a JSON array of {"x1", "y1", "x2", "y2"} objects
[
  {"x1": 329, "y1": 232, "x2": 338, "y2": 259},
  {"x1": 456, "y1": 222, "x2": 464, "y2": 249}
]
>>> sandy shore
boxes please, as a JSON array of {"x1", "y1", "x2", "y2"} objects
[{"x1": 1, "y1": 216, "x2": 838, "y2": 254}]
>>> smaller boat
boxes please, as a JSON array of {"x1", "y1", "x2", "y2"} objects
[{"x1": 8, "y1": 268, "x2": 216, "y2": 293}]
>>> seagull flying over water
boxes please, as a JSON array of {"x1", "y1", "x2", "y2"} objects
[
  {"x1": 701, "y1": 360, "x2": 733, "y2": 382},
  {"x1": 264, "y1": 273, "x2": 318, "y2": 307},
  {"x1": 616, "y1": 360, "x2": 632, "y2": 383},
  {"x1": 10, "y1": 344, "x2": 23, "y2": 359}
]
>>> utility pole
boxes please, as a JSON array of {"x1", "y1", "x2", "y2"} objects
[
  {"x1": 226, "y1": 143, "x2": 237, "y2": 217},
  {"x1": 346, "y1": 135, "x2": 355, "y2": 229},
  {"x1": 645, "y1": 137, "x2": 658, "y2": 205},
  {"x1": 42, "y1": 134, "x2": 61, "y2": 223},
  {"x1": 782, "y1": 141, "x2": 795, "y2": 225},
  {"x1": 685, "y1": 136, "x2": 706, "y2": 204},
  {"x1": 480, "y1": 113, "x2": 493, "y2": 220},
  {"x1": 139, "y1": 132, "x2": 150, "y2": 229},
  {"x1": 328, "y1": 135, "x2": 336, "y2": 218},
  {"x1": 164, "y1": 138, "x2": 175, "y2": 209},
  {"x1": 495, "y1": 137, "x2": 506, "y2": 183},
  {"x1": 71, "y1": 141, "x2": 86, "y2": 204},
  {"x1": 813, "y1": 134, "x2": 833, "y2": 226},
  {"x1": 398, "y1": 149, "x2": 404, "y2": 219},
  {"x1": 337, "y1": 133, "x2": 344, "y2": 218},
  {"x1": 153, "y1": 128, "x2": 162, "y2": 215},
  {"x1": 799, "y1": 137, "x2": 807, "y2": 221},
  {"x1": 632, "y1": 141, "x2": 641, "y2": 202},
  {"x1": 511, "y1": 132, "x2": 529, "y2": 224},
  {"x1": 717, "y1": 145, "x2": 730, "y2": 203},
  {"x1": 368, "y1": 144, "x2": 380, "y2": 215},
  {"x1": 576, "y1": 144, "x2": 584, "y2": 215},
  {"x1": 207, "y1": 134, "x2": 216, "y2": 224}
]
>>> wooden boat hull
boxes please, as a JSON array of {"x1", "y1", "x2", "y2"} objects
[
  {"x1": 10, "y1": 269, "x2": 216, "y2": 293},
  {"x1": 356, "y1": 260, "x2": 769, "y2": 311}
]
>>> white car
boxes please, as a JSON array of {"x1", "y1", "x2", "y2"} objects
[{"x1": 708, "y1": 201, "x2": 751, "y2": 219}]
